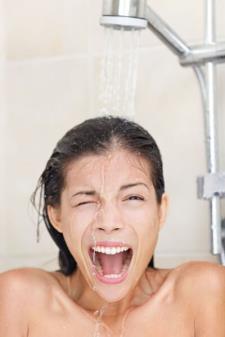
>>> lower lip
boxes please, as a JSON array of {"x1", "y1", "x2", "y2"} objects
[{"x1": 94, "y1": 269, "x2": 129, "y2": 285}]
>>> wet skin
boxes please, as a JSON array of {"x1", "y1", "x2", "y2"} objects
[
  {"x1": 0, "y1": 149, "x2": 225, "y2": 336},
  {"x1": 0, "y1": 262, "x2": 225, "y2": 337}
]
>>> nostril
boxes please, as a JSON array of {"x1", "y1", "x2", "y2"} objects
[
  {"x1": 95, "y1": 226, "x2": 121, "y2": 232},
  {"x1": 96, "y1": 227, "x2": 105, "y2": 231}
]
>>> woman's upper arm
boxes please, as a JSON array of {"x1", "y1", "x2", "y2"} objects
[
  {"x1": 194, "y1": 264, "x2": 225, "y2": 337},
  {"x1": 0, "y1": 270, "x2": 30, "y2": 336}
]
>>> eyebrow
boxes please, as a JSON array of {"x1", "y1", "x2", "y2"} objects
[
  {"x1": 71, "y1": 183, "x2": 149, "y2": 198},
  {"x1": 120, "y1": 182, "x2": 149, "y2": 191},
  {"x1": 72, "y1": 190, "x2": 96, "y2": 198}
]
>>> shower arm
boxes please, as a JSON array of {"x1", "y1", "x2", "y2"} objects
[
  {"x1": 145, "y1": 6, "x2": 190, "y2": 58},
  {"x1": 145, "y1": 5, "x2": 225, "y2": 66}
]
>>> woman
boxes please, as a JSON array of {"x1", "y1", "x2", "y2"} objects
[{"x1": 0, "y1": 116, "x2": 225, "y2": 337}]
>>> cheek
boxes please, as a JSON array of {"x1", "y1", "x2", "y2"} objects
[
  {"x1": 122, "y1": 204, "x2": 160, "y2": 233},
  {"x1": 60, "y1": 206, "x2": 99, "y2": 246},
  {"x1": 125, "y1": 205, "x2": 160, "y2": 258},
  {"x1": 132, "y1": 208, "x2": 160, "y2": 265}
]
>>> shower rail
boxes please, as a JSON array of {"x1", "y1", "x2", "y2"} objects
[{"x1": 100, "y1": 0, "x2": 225, "y2": 264}]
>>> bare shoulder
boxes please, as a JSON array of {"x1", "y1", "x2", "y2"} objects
[
  {"x1": 0, "y1": 267, "x2": 60, "y2": 336},
  {"x1": 170, "y1": 261, "x2": 225, "y2": 336},
  {"x1": 0, "y1": 267, "x2": 59, "y2": 300},
  {"x1": 156, "y1": 261, "x2": 225, "y2": 306},
  {"x1": 0, "y1": 268, "x2": 60, "y2": 318},
  {"x1": 172, "y1": 260, "x2": 225, "y2": 295}
]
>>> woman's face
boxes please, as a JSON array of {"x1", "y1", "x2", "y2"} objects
[{"x1": 48, "y1": 148, "x2": 167, "y2": 302}]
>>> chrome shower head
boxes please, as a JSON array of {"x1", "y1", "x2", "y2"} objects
[{"x1": 100, "y1": 0, "x2": 147, "y2": 30}]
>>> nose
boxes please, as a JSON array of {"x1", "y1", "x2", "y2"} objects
[{"x1": 93, "y1": 202, "x2": 123, "y2": 234}]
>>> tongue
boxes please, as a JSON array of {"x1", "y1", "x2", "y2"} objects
[{"x1": 98, "y1": 252, "x2": 124, "y2": 275}]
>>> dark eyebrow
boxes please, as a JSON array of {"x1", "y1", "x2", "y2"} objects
[
  {"x1": 72, "y1": 190, "x2": 97, "y2": 198},
  {"x1": 120, "y1": 183, "x2": 149, "y2": 191}
]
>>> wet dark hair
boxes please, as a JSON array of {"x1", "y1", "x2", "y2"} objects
[{"x1": 32, "y1": 116, "x2": 165, "y2": 275}]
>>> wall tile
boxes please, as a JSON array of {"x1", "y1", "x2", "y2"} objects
[
  {"x1": 0, "y1": 254, "x2": 58, "y2": 272},
  {"x1": 0, "y1": 0, "x2": 6, "y2": 255},
  {"x1": 5, "y1": 0, "x2": 64, "y2": 59},
  {"x1": 155, "y1": 253, "x2": 219, "y2": 269},
  {"x1": 0, "y1": 63, "x2": 7, "y2": 256},
  {"x1": 0, "y1": 0, "x2": 6, "y2": 59},
  {"x1": 2, "y1": 57, "x2": 90, "y2": 256},
  {"x1": 5, "y1": 0, "x2": 89, "y2": 60},
  {"x1": 216, "y1": 1, "x2": 225, "y2": 40},
  {"x1": 61, "y1": 0, "x2": 89, "y2": 55}
]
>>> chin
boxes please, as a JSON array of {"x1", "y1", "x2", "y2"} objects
[{"x1": 94, "y1": 281, "x2": 134, "y2": 303}]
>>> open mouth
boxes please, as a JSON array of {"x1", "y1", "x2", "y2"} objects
[{"x1": 89, "y1": 244, "x2": 133, "y2": 284}]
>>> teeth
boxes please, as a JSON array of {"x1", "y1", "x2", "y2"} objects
[
  {"x1": 104, "y1": 273, "x2": 122, "y2": 279},
  {"x1": 92, "y1": 246, "x2": 129, "y2": 255}
]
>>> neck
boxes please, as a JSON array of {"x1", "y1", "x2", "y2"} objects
[{"x1": 67, "y1": 267, "x2": 158, "y2": 318}]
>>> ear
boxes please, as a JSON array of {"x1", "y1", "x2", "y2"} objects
[
  {"x1": 158, "y1": 193, "x2": 169, "y2": 230},
  {"x1": 47, "y1": 205, "x2": 63, "y2": 233}
]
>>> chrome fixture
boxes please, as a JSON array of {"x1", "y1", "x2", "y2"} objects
[
  {"x1": 100, "y1": 0, "x2": 147, "y2": 29},
  {"x1": 100, "y1": 0, "x2": 225, "y2": 264}
]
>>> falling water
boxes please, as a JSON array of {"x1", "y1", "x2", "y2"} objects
[{"x1": 98, "y1": 27, "x2": 140, "y2": 119}]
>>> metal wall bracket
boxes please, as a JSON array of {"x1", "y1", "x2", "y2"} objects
[
  {"x1": 197, "y1": 173, "x2": 225, "y2": 199},
  {"x1": 180, "y1": 42, "x2": 225, "y2": 66}
]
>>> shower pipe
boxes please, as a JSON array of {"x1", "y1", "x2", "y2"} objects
[{"x1": 100, "y1": 0, "x2": 225, "y2": 264}]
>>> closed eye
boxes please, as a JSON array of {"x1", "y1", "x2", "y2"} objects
[
  {"x1": 126, "y1": 195, "x2": 145, "y2": 201},
  {"x1": 75, "y1": 201, "x2": 96, "y2": 207}
]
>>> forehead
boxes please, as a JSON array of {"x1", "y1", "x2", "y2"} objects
[{"x1": 64, "y1": 149, "x2": 152, "y2": 190}]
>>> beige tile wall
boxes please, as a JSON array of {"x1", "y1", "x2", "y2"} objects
[
  {"x1": 1, "y1": 0, "x2": 224, "y2": 272},
  {"x1": 0, "y1": 0, "x2": 7, "y2": 258}
]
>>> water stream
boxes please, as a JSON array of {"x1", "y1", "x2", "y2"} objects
[{"x1": 98, "y1": 27, "x2": 141, "y2": 119}]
